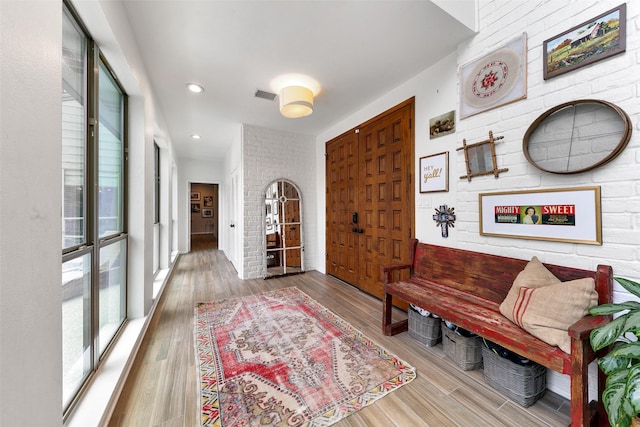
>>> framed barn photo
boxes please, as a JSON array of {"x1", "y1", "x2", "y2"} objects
[
  {"x1": 479, "y1": 186, "x2": 601, "y2": 245},
  {"x1": 543, "y1": 4, "x2": 626, "y2": 80}
]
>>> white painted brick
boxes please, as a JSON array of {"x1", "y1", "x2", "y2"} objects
[{"x1": 241, "y1": 124, "x2": 317, "y2": 279}]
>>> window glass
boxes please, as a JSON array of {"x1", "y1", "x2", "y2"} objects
[
  {"x1": 62, "y1": 7, "x2": 87, "y2": 249},
  {"x1": 98, "y1": 62, "x2": 123, "y2": 238},
  {"x1": 98, "y1": 239, "x2": 127, "y2": 355},
  {"x1": 62, "y1": 253, "x2": 92, "y2": 408}
]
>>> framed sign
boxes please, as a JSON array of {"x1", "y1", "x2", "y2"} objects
[
  {"x1": 419, "y1": 152, "x2": 448, "y2": 193},
  {"x1": 543, "y1": 4, "x2": 626, "y2": 80},
  {"x1": 479, "y1": 186, "x2": 601, "y2": 244}
]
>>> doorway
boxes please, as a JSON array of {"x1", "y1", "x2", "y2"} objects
[
  {"x1": 190, "y1": 183, "x2": 218, "y2": 251},
  {"x1": 326, "y1": 98, "x2": 414, "y2": 302}
]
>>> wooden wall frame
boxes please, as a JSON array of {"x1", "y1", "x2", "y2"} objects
[{"x1": 457, "y1": 131, "x2": 508, "y2": 181}]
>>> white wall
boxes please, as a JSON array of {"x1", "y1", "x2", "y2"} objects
[
  {"x1": 315, "y1": 0, "x2": 640, "y2": 401},
  {"x1": 0, "y1": 2, "x2": 63, "y2": 424},
  {"x1": 242, "y1": 125, "x2": 317, "y2": 279},
  {"x1": 177, "y1": 157, "x2": 225, "y2": 253}
]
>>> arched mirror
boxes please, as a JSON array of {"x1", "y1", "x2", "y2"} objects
[
  {"x1": 264, "y1": 180, "x2": 304, "y2": 278},
  {"x1": 523, "y1": 99, "x2": 632, "y2": 174}
]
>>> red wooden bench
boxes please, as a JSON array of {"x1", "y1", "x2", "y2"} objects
[{"x1": 381, "y1": 239, "x2": 613, "y2": 427}]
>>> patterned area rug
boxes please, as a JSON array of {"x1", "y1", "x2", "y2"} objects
[{"x1": 195, "y1": 287, "x2": 416, "y2": 426}]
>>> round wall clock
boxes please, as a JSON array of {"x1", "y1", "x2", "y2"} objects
[{"x1": 523, "y1": 99, "x2": 631, "y2": 174}]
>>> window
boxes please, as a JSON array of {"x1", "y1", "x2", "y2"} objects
[
  {"x1": 62, "y1": 2, "x2": 128, "y2": 415},
  {"x1": 154, "y1": 142, "x2": 160, "y2": 224}
]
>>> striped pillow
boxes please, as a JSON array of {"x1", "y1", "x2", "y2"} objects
[{"x1": 507, "y1": 278, "x2": 597, "y2": 353}]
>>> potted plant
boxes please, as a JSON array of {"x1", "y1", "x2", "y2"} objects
[{"x1": 590, "y1": 277, "x2": 640, "y2": 427}]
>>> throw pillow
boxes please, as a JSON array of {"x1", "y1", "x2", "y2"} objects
[
  {"x1": 510, "y1": 278, "x2": 597, "y2": 353},
  {"x1": 499, "y1": 256, "x2": 559, "y2": 320}
]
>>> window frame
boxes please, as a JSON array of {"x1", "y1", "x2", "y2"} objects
[{"x1": 62, "y1": 0, "x2": 129, "y2": 418}]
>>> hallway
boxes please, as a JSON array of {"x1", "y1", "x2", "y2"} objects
[{"x1": 108, "y1": 245, "x2": 571, "y2": 426}]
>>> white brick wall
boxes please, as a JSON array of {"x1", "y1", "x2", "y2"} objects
[
  {"x1": 242, "y1": 124, "x2": 317, "y2": 279},
  {"x1": 457, "y1": 0, "x2": 640, "y2": 399},
  {"x1": 456, "y1": 0, "x2": 640, "y2": 276}
]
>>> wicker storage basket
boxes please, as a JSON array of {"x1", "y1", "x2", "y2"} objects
[
  {"x1": 482, "y1": 346, "x2": 547, "y2": 407},
  {"x1": 441, "y1": 324, "x2": 483, "y2": 370},
  {"x1": 408, "y1": 308, "x2": 441, "y2": 347}
]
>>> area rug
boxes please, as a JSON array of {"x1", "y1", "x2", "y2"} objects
[{"x1": 194, "y1": 287, "x2": 416, "y2": 427}]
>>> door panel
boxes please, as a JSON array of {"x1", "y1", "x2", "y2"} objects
[
  {"x1": 326, "y1": 99, "x2": 414, "y2": 305},
  {"x1": 326, "y1": 131, "x2": 359, "y2": 285}
]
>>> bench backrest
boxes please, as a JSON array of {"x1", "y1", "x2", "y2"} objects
[{"x1": 409, "y1": 239, "x2": 613, "y2": 306}]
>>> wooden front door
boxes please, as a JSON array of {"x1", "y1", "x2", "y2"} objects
[
  {"x1": 326, "y1": 130, "x2": 360, "y2": 285},
  {"x1": 326, "y1": 98, "x2": 414, "y2": 301}
]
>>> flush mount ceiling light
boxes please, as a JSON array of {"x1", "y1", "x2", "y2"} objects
[
  {"x1": 186, "y1": 83, "x2": 204, "y2": 93},
  {"x1": 279, "y1": 86, "x2": 314, "y2": 118},
  {"x1": 191, "y1": 134, "x2": 201, "y2": 140},
  {"x1": 271, "y1": 74, "x2": 320, "y2": 119}
]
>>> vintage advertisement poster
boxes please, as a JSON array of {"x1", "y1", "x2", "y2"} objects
[{"x1": 479, "y1": 187, "x2": 601, "y2": 244}]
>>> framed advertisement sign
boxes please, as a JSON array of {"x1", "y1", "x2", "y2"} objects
[{"x1": 479, "y1": 186, "x2": 601, "y2": 244}]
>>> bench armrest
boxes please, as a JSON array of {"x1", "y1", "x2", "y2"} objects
[
  {"x1": 568, "y1": 314, "x2": 611, "y2": 340},
  {"x1": 380, "y1": 264, "x2": 412, "y2": 284}
]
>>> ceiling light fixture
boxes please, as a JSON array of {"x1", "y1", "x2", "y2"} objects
[
  {"x1": 279, "y1": 85, "x2": 314, "y2": 118},
  {"x1": 191, "y1": 134, "x2": 201, "y2": 140},
  {"x1": 186, "y1": 83, "x2": 204, "y2": 93}
]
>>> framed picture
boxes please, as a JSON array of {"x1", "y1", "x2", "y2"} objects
[
  {"x1": 457, "y1": 131, "x2": 508, "y2": 181},
  {"x1": 201, "y1": 208, "x2": 213, "y2": 218},
  {"x1": 419, "y1": 152, "x2": 448, "y2": 193},
  {"x1": 459, "y1": 33, "x2": 527, "y2": 119},
  {"x1": 543, "y1": 4, "x2": 626, "y2": 80},
  {"x1": 479, "y1": 186, "x2": 601, "y2": 245},
  {"x1": 190, "y1": 192, "x2": 201, "y2": 201},
  {"x1": 203, "y1": 195, "x2": 213, "y2": 207},
  {"x1": 191, "y1": 203, "x2": 200, "y2": 213},
  {"x1": 429, "y1": 110, "x2": 455, "y2": 139}
]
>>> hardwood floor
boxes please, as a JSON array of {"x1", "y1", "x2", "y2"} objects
[{"x1": 107, "y1": 240, "x2": 571, "y2": 427}]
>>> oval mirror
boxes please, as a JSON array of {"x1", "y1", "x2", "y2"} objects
[{"x1": 523, "y1": 99, "x2": 631, "y2": 174}]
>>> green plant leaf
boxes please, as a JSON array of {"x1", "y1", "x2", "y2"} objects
[
  {"x1": 591, "y1": 314, "x2": 630, "y2": 351},
  {"x1": 616, "y1": 277, "x2": 640, "y2": 300},
  {"x1": 627, "y1": 365, "x2": 640, "y2": 415},
  {"x1": 600, "y1": 352, "x2": 631, "y2": 376},
  {"x1": 612, "y1": 342, "x2": 640, "y2": 360},
  {"x1": 625, "y1": 312, "x2": 640, "y2": 333},
  {"x1": 603, "y1": 379, "x2": 630, "y2": 427},
  {"x1": 590, "y1": 302, "x2": 640, "y2": 315}
]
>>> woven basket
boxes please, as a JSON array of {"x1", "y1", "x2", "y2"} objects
[
  {"x1": 441, "y1": 324, "x2": 483, "y2": 370},
  {"x1": 408, "y1": 308, "x2": 441, "y2": 347},
  {"x1": 482, "y1": 346, "x2": 546, "y2": 407}
]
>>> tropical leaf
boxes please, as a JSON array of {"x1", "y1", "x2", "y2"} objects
[
  {"x1": 612, "y1": 342, "x2": 640, "y2": 360},
  {"x1": 600, "y1": 352, "x2": 631, "y2": 376},
  {"x1": 607, "y1": 368, "x2": 630, "y2": 386},
  {"x1": 627, "y1": 365, "x2": 640, "y2": 415},
  {"x1": 603, "y1": 379, "x2": 630, "y2": 427},
  {"x1": 590, "y1": 302, "x2": 640, "y2": 315},
  {"x1": 616, "y1": 277, "x2": 640, "y2": 300},
  {"x1": 591, "y1": 314, "x2": 630, "y2": 350},
  {"x1": 625, "y1": 312, "x2": 640, "y2": 333}
]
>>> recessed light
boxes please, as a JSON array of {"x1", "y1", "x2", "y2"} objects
[
  {"x1": 186, "y1": 83, "x2": 204, "y2": 93},
  {"x1": 191, "y1": 134, "x2": 201, "y2": 140}
]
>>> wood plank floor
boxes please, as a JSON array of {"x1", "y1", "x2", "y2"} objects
[{"x1": 108, "y1": 237, "x2": 571, "y2": 427}]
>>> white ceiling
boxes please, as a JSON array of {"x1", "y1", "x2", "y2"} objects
[{"x1": 121, "y1": 1, "x2": 475, "y2": 161}]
